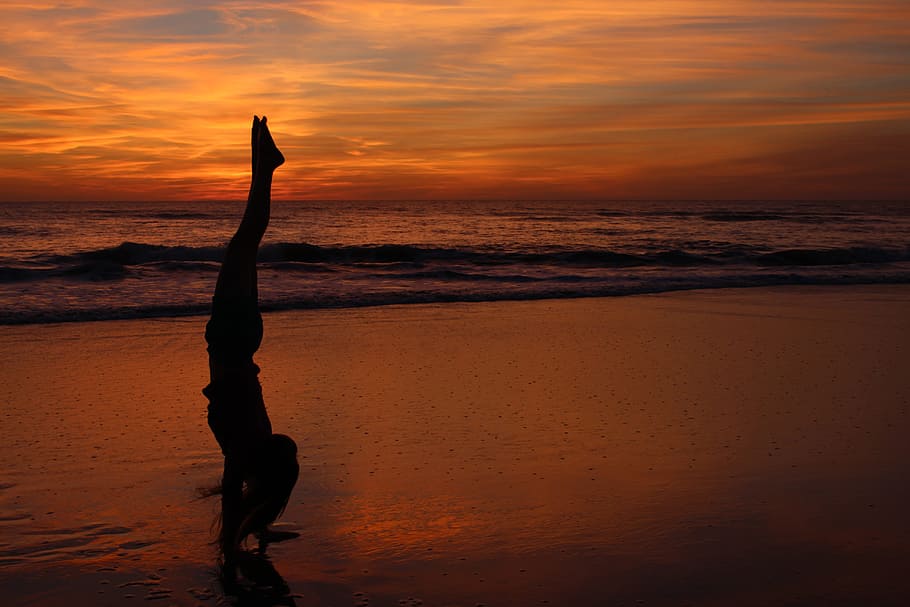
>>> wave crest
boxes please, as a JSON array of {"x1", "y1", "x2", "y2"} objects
[{"x1": 2, "y1": 241, "x2": 905, "y2": 286}]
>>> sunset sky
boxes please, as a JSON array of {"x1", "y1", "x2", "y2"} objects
[{"x1": 1, "y1": 1, "x2": 908, "y2": 201}]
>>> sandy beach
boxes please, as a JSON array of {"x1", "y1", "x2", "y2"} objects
[{"x1": 1, "y1": 285, "x2": 909, "y2": 606}]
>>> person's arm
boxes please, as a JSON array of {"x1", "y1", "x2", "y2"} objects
[{"x1": 219, "y1": 456, "x2": 244, "y2": 559}]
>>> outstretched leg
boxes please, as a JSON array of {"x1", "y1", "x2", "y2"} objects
[{"x1": 214, "y1": 116, "x2": 285, "y2": 299}]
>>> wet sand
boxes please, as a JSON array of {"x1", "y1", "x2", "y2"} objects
[{"x1": 1, "y1": 286, "x2": 909, "y2": 606}]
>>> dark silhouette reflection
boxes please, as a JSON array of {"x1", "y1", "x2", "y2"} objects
[
  {"x1": 202, "y1": 116, "x2": 299, "y2": 579},
  {"x1": 218, "y1": 544, "x2": 298, "y2": 606}
]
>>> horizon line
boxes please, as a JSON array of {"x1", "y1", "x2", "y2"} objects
[{"x1": 3, "y1": 198, "x2": 909, "y2": 204}]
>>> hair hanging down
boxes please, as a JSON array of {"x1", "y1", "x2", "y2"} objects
[
  {"x1": 246, "y1": 434, "x2": 300, "y2": 522},
  {"x1": 199, "y1": 434, "x2": 299, "y2": 554},
  {"x1": 208, "y1": 434, "x2": 299, "y2": 553}
]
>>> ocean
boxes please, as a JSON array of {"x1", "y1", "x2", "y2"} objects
[{"x1": 1, "y1": 199, "x2": 908, "y2": 324}]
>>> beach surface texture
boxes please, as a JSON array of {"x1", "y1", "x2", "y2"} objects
[{"x1": 1, "y1": 286, "x2": 909, "y2": 606}]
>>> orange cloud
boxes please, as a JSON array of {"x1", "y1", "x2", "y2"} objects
[{"x1": 1, "y1": 1, "x2": 908, "y2": 200}]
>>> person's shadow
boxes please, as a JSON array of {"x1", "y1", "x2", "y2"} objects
[{"x1": 218, "y1": 533, "x2": 301, "y2": 607}]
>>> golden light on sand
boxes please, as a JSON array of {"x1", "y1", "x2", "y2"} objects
[{"x1": 1, "y1": 1, "x2": 908, "y2": 201}]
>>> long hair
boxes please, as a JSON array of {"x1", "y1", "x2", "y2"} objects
[
  {"x1": 239, "y1": 434, "x2": 300, "y2": 534},
  {"x1": 199, "y1": 434, "x2": 299, "y2": 555}
]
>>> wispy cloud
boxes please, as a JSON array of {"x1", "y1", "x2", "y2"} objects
[{"x1": 1, "y1": 1, "x2": 908, "y2": 200}]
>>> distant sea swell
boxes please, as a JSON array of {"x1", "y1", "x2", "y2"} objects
[
  {"x1": 0, "y1": 200, "x2": 908, "y2": 324},
  {"x1": 1, "y1": 239, "x2": 909, "y2": 325},
  {"x1": 5, "y1": 240, "x2": 910, "y2": 281}
]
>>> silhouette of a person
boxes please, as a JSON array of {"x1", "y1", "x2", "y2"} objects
[{"x1": 203, "y1": 116, "x2": 299, "y2": 566}]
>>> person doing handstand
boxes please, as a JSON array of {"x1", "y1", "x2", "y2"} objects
[{"x1": 203, "y1": 116, "x2": 298, "y2": 563}]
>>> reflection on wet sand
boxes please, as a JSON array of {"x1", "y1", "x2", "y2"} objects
[
  {"x1": 261, "y1": 289, "x2": 910, "y2": 606},
  {"x1": 221, "y1": 549, "x2": 297, "y2": 606},
  {"x1": 1, "y1": 288, "x2": 909, "y2": 605}
]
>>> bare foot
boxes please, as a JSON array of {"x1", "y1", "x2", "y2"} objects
[{"x1": 256, "y1": 116, "x2": 285, "y2": 173}]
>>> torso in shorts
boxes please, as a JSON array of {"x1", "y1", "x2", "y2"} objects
[{"x1": 203, "y1": 295, "x2": 273, "y2": 464}]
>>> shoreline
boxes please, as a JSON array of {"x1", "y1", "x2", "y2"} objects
[
  {"x1": 3, "y1": 281, "x2": 910, "y2": 327},
  {"x1": 2, "y1": 284, "x2": 909, "y2": 606}
]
